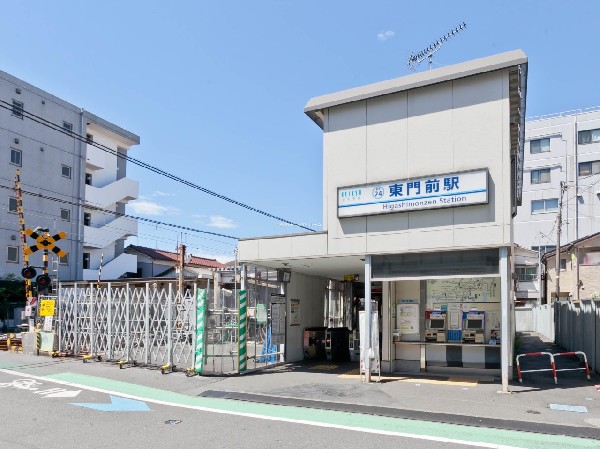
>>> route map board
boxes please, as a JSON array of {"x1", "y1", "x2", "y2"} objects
[{"x1": 427, "y1": 278, "x2": 499, "y2": 307}]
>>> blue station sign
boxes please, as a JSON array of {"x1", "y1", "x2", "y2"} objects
[{"x1": 337, "y1": 169, "x2": 488, "y2": 218}]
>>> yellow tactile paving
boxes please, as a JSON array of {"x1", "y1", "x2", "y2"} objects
[{"x1": 338, "y1": 369, "x2": 478, "y2": 386}]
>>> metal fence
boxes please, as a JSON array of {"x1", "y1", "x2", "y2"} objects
[
  {"x1": 524, "y1": 300, "x2": 600, "y2": 374},
  {"x1": 515, "y1": 305, "x2": 555, "y2": 341},
  {"x1": 58, "y1": 277, "x2": 285, "y2": 375},
  {"x1": 555, "y1": 299, "x2": 600, "y2": 375},
  {"x1": 58, "y1": 282, "x2": 200, "y2": 370}
]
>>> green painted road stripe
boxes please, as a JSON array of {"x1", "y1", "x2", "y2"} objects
[{"x1": 43, "y1": 372, "x2": 599, "y2": 449}]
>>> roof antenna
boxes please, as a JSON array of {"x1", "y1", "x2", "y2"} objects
[{"x1": 407, "y1": 22, "x2": 467, "y2": 71}]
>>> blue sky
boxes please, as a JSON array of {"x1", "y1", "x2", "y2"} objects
[{"x1": 2, "y1": 1, "x2": 599, "y2": 262}]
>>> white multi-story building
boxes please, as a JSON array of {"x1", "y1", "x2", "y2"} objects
[
  {"x1": 515, "y1": 108, "x2": 600, "y2": 253},
  {"x1": 0, "y1": 69, "x2": 140, "y2": 281}
]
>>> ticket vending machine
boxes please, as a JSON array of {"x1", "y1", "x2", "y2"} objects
[
  {"x1": 425, "y1": 311, "x2": 447, "y2": 343},
  {"x1": 462, "y1": 312, "x2": 485, "y2": 344}
]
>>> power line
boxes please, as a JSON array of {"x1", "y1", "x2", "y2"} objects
[
  {"x1": 0, "y1": 99, "x2": 316, "y2": 232},
  {"x1": 0, "y1": 183, "x2": 239, "y2": 240}
]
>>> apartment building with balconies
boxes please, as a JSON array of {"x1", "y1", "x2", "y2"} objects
[
  {"x1": 515, "y1": 108, "x2": 600, "y2": 254},
  {"x1": 0, "y1": 69, "x2": 140, "y2": 281}
]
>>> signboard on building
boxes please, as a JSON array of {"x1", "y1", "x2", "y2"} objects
[{"x1": 337, "y1": 169, "x2": 488, "y2": 218}]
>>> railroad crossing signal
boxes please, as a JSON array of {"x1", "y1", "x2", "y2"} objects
[
  {"x1": 36, "y1": 274, "x2": 52, "y2": 293},
  {"x1": 24, "y1": 229, "x2": 67, "y2": 257},
  {"x1": 21, "y1": 266, "x2": 37, "y2": 279}
]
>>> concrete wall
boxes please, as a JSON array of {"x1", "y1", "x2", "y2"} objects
[
  {"x1": 285, "y1": 272, "x2": 328, "y2": 362},
  {"x1": 323, "y1": 70, "x2": 513, "y2": 256}
]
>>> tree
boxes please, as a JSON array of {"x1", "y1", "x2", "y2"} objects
[{"x1": 0, "y1": 274, "x2": 26, "y2": 330}]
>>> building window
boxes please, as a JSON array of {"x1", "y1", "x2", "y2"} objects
[
  {"x1": 10, "y1": 148, "x2": 22, "y2": 166},
  {"x1": 63, "y1": 122, "x2": 73, "y2": 132},
  {"x1": 516, "y1": 267, "x2": 537, "y2": 281},
  {"x1": 578, "y1": 128, "x2": 600, "y2": 145},
  {"x1": 560, "y1": 258, "x2": 567, "y2": 271},
  {"x1": 531, "y1": 168, "x2": 550, "y2": 184},
  {"x1": 12, "y1": 100, "x2": 23, "y2": 118},
  {"x1": 532, "y1": 245, "x2": 557, "y2": 254},
  {"x1": 531, "y1": 198, "x2": 558, "y2": 214},
  {"x1": 84, "y1": 212, "x2": 91, "y2": 226},
  {"x1": 59, "y1": 254, "x2": 69, "y2": 266},
  {"x1": 7, "y1": 246, "x2": 18, "y2": 263},
  {"x1": 8, "y1": 197, "x2": 18, "y2": 213},
  {"x1": 83, "y1": 252, "x2": 90, "y2": 269},
  {"x1": 61, "y1": 164, "x2": 72, "y2": 179},
  {"x1": 86, "y1": 133, "x2": 94, "y2": 143},
  {"x1": 85, "y1": 173, "x2": 92, "y2": 186},
  {"x1": 578, "y1": 160, "x2": 600, "y2": 177},
  {"x1": 60, "y1": 208, "x2": 70, "y2": 222},
  {"x1": 530, "y1": 138, "x2": 550, "y2": 154}
]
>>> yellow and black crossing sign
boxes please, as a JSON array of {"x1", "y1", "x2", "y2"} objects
[{"x1": 24, "y1": 229, "x2": 67, "y2": 257}]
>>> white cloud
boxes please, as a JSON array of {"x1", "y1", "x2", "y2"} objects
[
  {"x1": 153, "y1": 190, "x2": 176, "y2": 197},
  {"x1": 129, "y1": 200, "x2": 176, "y2": 216},
  {"x1": 377, "y1": 30, "x2": 395, "y2": 41},
  {"x1": 207, "y1": 215, "x2": 238, "y2": 229}
]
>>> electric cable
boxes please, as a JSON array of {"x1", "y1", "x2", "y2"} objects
[
  {"x1": 0, "y1": 183, "x2": 239, "y2": 240},
  {"x1": 0, "y1": 100, "x2": 316, "y2": 232}
]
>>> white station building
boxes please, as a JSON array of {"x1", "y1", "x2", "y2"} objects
[{"x1": 239, "y1": 50, "x2": 528, "y2": 386}]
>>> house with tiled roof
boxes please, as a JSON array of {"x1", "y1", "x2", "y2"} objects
[{"x1": 124, "y1": 245, "x2": 225, "y2": 279}]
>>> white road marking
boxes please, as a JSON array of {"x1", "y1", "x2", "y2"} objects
[{"x1": 0, "y1": 368, "x2": 525, "y2": 449}]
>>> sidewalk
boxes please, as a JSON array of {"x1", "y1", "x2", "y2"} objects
[{"x1": 191, "y1": 332, "x2": 600, "y2": 438}]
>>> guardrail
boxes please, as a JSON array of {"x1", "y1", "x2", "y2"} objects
[
  {"x1": 553, "y1": 351, "x2": 591, "y2": 380},
  {"x1": 516, "y1": 352, "x2": 557, "y2": 384}
]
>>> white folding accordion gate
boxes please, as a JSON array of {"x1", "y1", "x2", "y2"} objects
[{"x1": 58, "y1": 282, "x2": 200, "y2": 370}]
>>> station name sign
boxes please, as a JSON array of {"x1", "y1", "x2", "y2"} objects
[{"x1": 337, "y1": 169, "x2": 488, "y2": 218}]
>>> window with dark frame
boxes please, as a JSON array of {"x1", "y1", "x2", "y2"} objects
[
  {"x1": 85, "y1": 173, "x2": 92, "y2": 186},
  {"x1": 84, "y1": 212, "x2": 91, "y2": 226},
  {"x1": 12, "y1": 100, "x2": 23, "y2": 118},
  {"x1": 560, "y1": 258, "x2": 567, "y2": 270},
  {"x1": 530, "y1": 168, "x2": 551, "y2": 184},
  {"x1": 530, "y1": 138, "x2": 550, "y2": 154},
  {"x1": 578, "y1": 129, "x2": 600, "y2": 145},
  {"x1": 83, "y1": 252, "x2": 90, "y2": 269},
  {"x1": 8, "y1": 197, "x2": 17, "y2": 213},
  {"x1": 62, "y1": 164, "x2": 72, "y2": 179},
  {"x1": 7, "y1": 246, "x2": 18, "y2": 263},
  {"x1": 60, "y1": 208, "x2": 70, "y2": 222},
  {"x1": 59, "y1": 254, "x2": 69, "y2": 265},
  {"x1": 10, "y1": 148, "x2": 22, "y2": 166},
  {"x1": 63, "y1": 121, "x2": 73, "y2": 132},
  {"x1": 516, "y1": 267, "x2": 537, "y2": 281},
  {"x1": 578, "y1": 160, "x2": 600, "y2": 177}
]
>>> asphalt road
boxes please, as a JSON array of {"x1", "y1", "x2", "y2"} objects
[{"x1": 0, "y1": 355, "x2": 599, "y2": 449}]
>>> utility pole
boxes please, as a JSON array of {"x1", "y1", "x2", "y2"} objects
[
  {"x1": 555, "y1": 181, "x2": 568, "y2": 301},
  {"x1": 177, "y1": 244, "x2": 186, "y2": 296}
]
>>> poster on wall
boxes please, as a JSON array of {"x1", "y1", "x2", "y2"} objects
[
  {"x1": 290, "y1": 299, "x2": 300, "y2": 326},
  {"x1": 395, "y1": 300, "x2": 419, "y2": 334},
  {"x1": 427, "y1": 278, "x2": 500, "y2": 307},
  {"x1": 270, "y1": 294, "x2": 286, "y2": 345}
]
